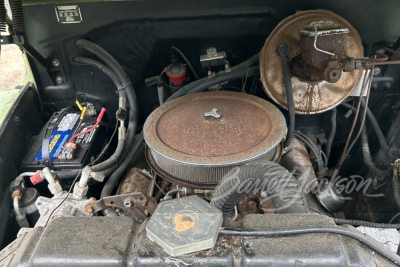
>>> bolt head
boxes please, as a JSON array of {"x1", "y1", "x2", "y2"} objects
[
  {"x1": 373, "y1": 67, "x2": 381, "y2": 75},
  {"x1": 278, "y1": 43, "x2": 290, "y2": 57},
  {"x1": 329, "y1": 70, "x2": 340, "y2": 81},
  {"x1": 56, "y1": 76, "x2": 64, "y2": 84},
  {"x1": 384, "y1": 82, "x2": 392, "y2": 89},
  {"x1": 52, "y1": 59, "x2": 60, "y2": 67},
  {"x1": 85, "y1": 205, "x2": 94, "y2": 213},
  {"x1": 124, "y1": 198, "x2": 133, "y2": 207}
]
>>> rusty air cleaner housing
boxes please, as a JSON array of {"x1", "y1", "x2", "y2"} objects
[
  {"x1": 144, "y1": 91, "x2": 286, "y2": 188},
  {"x1": 260, "y1": 9, "x2": 364, "y2": 114}
]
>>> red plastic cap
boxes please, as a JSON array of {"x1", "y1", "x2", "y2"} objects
[
  {"x1": 166, "y1": 64, "x2": 187, "y2": 86},
  {"x1": 30, "y1": 172, "x2": 44, "y2": 185}
]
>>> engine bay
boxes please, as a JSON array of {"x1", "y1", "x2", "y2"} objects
[{"x1": 1, "y1": 1, "x2": 400, "y2": 266}]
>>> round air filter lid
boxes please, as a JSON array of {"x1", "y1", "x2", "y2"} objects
[{"x1": 144, "y1": 91, "x2": 286, "y2": 166}]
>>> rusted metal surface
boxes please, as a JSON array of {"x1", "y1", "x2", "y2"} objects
[
  {"x1": 144, "y1": 91, "x2": 286, "y2": 166},
  {"x1": 279, "y1": 138, "x2": 329, "y2": 214},
  {"x1": 237, "y1": 189, "x2": 275, "y2": 215},
  {"x1": 116, "y1": 168, "x2": 154, "y2": 196},
  {"x1": 260, "y1": 9, "x2": 364, "y2": 114},
  {"x1": 144, "y1": 91, "x2": 286, "y2": 186},
  {"x1": 299, "y1": 24, "x2": 349, "y2": 83},
  {"x1": 84, "y1": 193, "x2": 157, "y2": 223}
]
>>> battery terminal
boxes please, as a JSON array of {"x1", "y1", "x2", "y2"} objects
[{"x1": 59, "y1": 142, "x2": 77, "y2": 160}]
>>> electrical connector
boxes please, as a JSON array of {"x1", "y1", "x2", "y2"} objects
[{"x1": 59, "y1": 142, "x2": 77, "y2": 160}]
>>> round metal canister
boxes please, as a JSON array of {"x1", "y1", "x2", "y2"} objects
[{"x1": 144, "y1": 91, "x2": 286, "y2": 188}]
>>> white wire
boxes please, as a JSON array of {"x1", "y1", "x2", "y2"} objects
[{"x1": 232, "y1": 205, "x2": 238, "y2": 221}]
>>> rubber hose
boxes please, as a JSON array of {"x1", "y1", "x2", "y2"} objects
[
  {"x1": 73, "y1": 57, "x2": 123, "y2": 89},
  {"x1": 361, "y1": 124, "x2": 392, "y2": 176},
  {"x1": 55, "y1": 145, "x2": 121, "y2": 180},
  {"x1": 211, "y1": 160, "x2": 309, "y2": 216},
  {"x1": 341, "y1": 102, "x2": 396, "y2": 158},
  {"x1": 171, "y1": 46, "x2": 200, "y2": 80},
  {"x1": 279, "y1": 44, "x2": 295, "y2": 148},
  {"x1": 0, "y1": 0, "x2": 6, "y2": 33},
  {"x1": 73, "y1": 57, "x2": 127, "y2": 170},
  {"x1": 167, "y1": 59, "x2": 259, "y2": 102},
  {"x1": 100, "y1": 132, "x2": 144, "y2": 199},
  {"x1": 361, "y1": 100, "x2": 400, "y2": 157},
  {"x1": 75, "y1": 39, "x2": 138, "y2": 172},
  {"x1": 188, "y1": 66, "x2": 259, "y2": 95},
  {"x1": 334, "y1": 218, "x2": 400, "y2": 229},
  {"x1": 326, "y1": 108, "x2": 337, "y2": 161},
  {"x1": 293, "y1": 131, "x2": 326, "y2": 177},
  {"x1": 52, "y1": 57, "x2": 126, "y2": 179},
  {"x1": 220, "y1": 227, "x2": 400, "y2": 266},
  {"x1": 56, "y1": 169, "x2": 82, "y2": 180},
  {"x1": 231, "y1": 53, "x2": 259, "y2": 71},
  {"x1": 9, "y1": 0, "x2": 24, "y2": 34}
]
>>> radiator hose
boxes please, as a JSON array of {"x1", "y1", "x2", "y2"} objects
[{"x1": 211, "y1": 160, "x2": 309, "y2": 216}]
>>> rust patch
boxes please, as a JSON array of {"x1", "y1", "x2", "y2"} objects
[
  {"x1": 143, "y1": 91, "x2": 286, "y2": 186},
  {"x1": 237, "y1": 189, "x2": 275, "y2": 215},
  {"x1": 117, "y1": 168, "x2": 154, "y2": 196},
  {"x1": 174, "y1": 214, "x2": 196, "y2": 231},
  {"x1": 260, "y1": 9, "x2": 364, "y2": 114},
  {"x1": 144, "y1": 91, "x2": 286, "y2": 166}
]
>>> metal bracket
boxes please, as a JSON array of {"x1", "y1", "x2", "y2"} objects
[
  {"x1": 46, "y1": 57, "x2": 66, "y2": 85},
  {"x1": 84, "y1": 192, "x2": 157, "y2": 223}
]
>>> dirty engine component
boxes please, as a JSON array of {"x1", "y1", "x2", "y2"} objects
[
  {"x1": 146, "y1": 195, "x2": 223, "y2": 256},
  {"x1": 260, "y1": 9, "x2": 364, "y2": 114},
  {"x1": 2, "y1": 3, "x2": 400, "y2": 267},
  {"x1": 144, "y1": 91, "x2": 286, "y2": 188},
  {"x1": 85, "y1": 192, "x2": 157, "y2": 223}
]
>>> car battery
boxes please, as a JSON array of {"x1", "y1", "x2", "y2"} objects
[{"x1": 20, "y1": 109, "x2": 111, "y2": 172}]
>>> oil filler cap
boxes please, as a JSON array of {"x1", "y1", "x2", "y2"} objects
[{"x1": 146, "y1": 195, "x2": 223, "y2": 256}]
